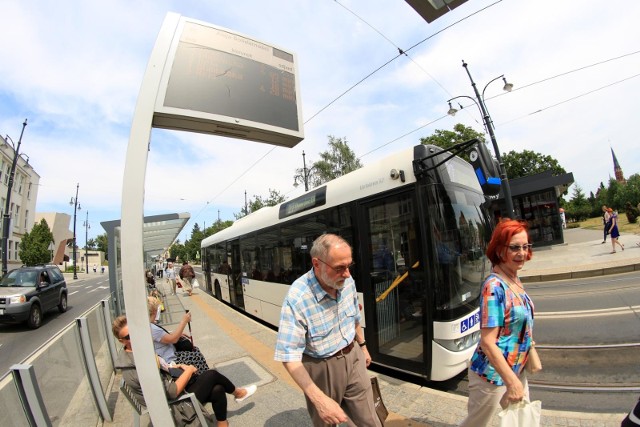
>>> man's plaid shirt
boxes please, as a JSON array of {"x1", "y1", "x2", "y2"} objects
[{"x1": 274, "y1": 268, "x2": 360, "y2": 361}]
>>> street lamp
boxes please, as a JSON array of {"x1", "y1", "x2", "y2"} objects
[
  {"x1": 69, "y1": 183, "x2": 81, "y2": 280},
  {"x1": 83, "y1": 211, "x2": 90, "y2": 274},
  {"x1": 447, "y1": 60, "x2": 515, "y2": 218},
  {"x1": 1, "y1": 119, "x2": 28, "y2": 276},
  {"x1": 48, "y1": 241, "x2": 55, "y2": 263},
  {"x1": 294, "y1": 151, "x2": 317, "y2": 192}
]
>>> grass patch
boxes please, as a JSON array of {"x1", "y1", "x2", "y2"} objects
[{"x1": 573, "y1": 216, "x2": 640, "y2": 235}]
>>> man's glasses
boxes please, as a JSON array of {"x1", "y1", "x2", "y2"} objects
[
  {"x1": 507, "y1": 244, "x2": 533, "y2": 253},
  {"x1": 120, "y1": 334, "x2": 130, "y2": 341},
  {"x1": 316, "y1": 258, "x2": 355, "y2": 274}
]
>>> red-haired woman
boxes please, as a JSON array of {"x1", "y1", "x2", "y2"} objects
[
  {"x1": 460, "y1": 219, "x2": 537, "y2": 427},
  {"x1": 607, "y1": 208, "x2": 624, "y2": 253}
]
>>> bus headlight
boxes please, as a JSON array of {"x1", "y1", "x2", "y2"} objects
[{"x1": 435, "y1": 330, "x2": 480, "y2": 352}]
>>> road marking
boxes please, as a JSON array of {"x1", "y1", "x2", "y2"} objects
[
  {"x1": 537, "y1": 305, "x2": 640, "y2": 319},
  {"x1": 69, "y1": 291, "x2": 79, "y2": 295}
]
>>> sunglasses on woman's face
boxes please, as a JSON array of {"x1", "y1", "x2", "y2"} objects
[
  {"x1": 120, "y1": 334, "x2": 130, "y2": 341},
  {"x1": 506, "y1": 244, "x2": 533, "y2": 253}
]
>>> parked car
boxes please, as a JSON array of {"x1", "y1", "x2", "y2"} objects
[{"x1": 0, "y1": 265, "x2": 68, "y2": 329}]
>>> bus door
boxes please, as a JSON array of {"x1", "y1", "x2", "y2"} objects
[
  {"x1": 229, "y1": 240, "x2": 245, "y2": 309},
  {"x1": 359, "y1": 191, "x2": 427, "y2": 373}
]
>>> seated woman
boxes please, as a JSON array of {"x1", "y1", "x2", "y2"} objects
[
  {"x1": 113, "y1": 316, "x2": 256, "y2": 427},
  {"x1": 148, "y1": 296, "x2": 209, "y2": 375}
]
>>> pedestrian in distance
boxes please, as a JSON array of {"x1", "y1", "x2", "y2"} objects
[
  {"x1": 460, "y1": 219, "x2": 538, "y2": 427},
  {"x1": 602, "y1": 205, "x2": 611, "y2": 244},
  {"x1": 165, "y1": 262, "x2": 177, "y2": 295},
  {"x1": 179, "y1": 261, "x2": 195, "y2": 296},
  {"x1": 274, "y1": 233, "x2": 381, "y2": 427},
  {"x1": 607, "y1": 208, "x2": 624, "y2": 253}
]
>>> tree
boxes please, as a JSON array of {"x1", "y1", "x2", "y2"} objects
[
  {"x1": 293, "y1": 136, "x2": 363, "y2": 190},
  {"x1": 84, "y1": 238, "x2": 97, "y2": 250},
  {"x1": 235, "y1": 189, "x2": 287, "y2": 219},
  {"x1": 501, "y1": 149, "x2": 566, "y2": 180},
  {"x1": 419, "y1": 123, "x2": 486, "y2": 162},
  {"x1": 18, "y1": 219, "x2": 54, "y2": 266},
  {"x1": 565, "y1": 185, "x2": 591, "y2": 222},
  {"x1": 184, "y1": 223, "x2": 205, "y2": 262},
  {"x1": 95, "y1": 233, "x2": 108, "y2": 260},
  {"x1": 204, "y1": 220, "x2": 233, "y2": 238},
  {"x1": 170, "y1": 240, "x2": 187, "y2": 262}
]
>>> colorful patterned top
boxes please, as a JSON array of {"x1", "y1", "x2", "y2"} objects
[
  {"x1": 469, "y1": 273, "x2": 534, "y2": 385},
  {"x1": 274, "y1": 268, "x2": 360, "y2": 361}
]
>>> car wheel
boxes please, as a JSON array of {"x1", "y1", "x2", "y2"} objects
[
  {"x1": 58, "y1": 293, "x2": 68, "y2": 313},
  {"x1": 27, "y1": 304, "x2": 42, "y2": 329}
]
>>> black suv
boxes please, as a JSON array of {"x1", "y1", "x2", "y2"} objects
[{"x1": 0, "y1": 265, "x2": 68, "y2": 329}]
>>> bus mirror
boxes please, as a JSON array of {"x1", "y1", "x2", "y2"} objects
[{"x1": 469, "y1": 143, "x2": 501, "y2": 197}]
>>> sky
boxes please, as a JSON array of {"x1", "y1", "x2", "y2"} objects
[{"x1": 1, "y1": 0, "x2": 639, "y2": 245}]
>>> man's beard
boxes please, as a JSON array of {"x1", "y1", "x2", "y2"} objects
[{"x1": 318, "y1": 268, "x2": 346, "y2": 290}]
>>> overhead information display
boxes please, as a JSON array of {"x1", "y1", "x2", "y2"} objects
[{"x1": 153, "y1": 17, "x2": 304, "y2": 147}]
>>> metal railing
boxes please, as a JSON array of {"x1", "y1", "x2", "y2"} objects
[{"x1": 0, "y1": 296, "x2": 119, "y2": 426}]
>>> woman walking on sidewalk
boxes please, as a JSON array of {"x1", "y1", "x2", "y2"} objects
[
  {"x1": 601, "y1": 205, "x2": 611, "y2": 244},
  {"x1": 460, "y1": 219, "x2": 538, "y2": 427},
  {"x1": 607, "y1": 208, "x2": 624, "y2": 253}
]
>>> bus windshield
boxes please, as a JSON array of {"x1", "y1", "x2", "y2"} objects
[{"x1": 423, "y1": 161, "x2": 492, "y2": 321}]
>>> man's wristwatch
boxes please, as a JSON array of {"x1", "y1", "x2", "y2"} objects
[{"x1": 358, "y1": 341, "x2": 367, "y2": 347}]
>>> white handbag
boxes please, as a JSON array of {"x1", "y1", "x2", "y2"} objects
[{"x1": 498, "y1": 399, "x2": 542, "y2": 427}]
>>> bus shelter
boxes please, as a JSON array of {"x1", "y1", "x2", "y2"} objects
[{"x1": 101, "y1": 212, "x2": 190, "y2": 315}]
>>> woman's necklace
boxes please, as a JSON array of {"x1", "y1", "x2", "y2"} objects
[{"x1": 494, "y1": 265, "x2": 524, "y2": 293}]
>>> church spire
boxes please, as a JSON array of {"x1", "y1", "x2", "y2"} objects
[{"x1": 611, "y1": 147, "x2": 625, "y2": 183}]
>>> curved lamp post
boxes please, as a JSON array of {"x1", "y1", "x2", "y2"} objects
[
  {"x1": 447, "y1": 60, "x2": 515, "y2": 218},
  {"x1": 294, "y1": 151, "x2": 318, "y2": 192},
  {"x1": 83, "y1": 211, "x2": 90, "y2": 274},
  {"x1": 1, "y1": 119, "x2": 28, "y2": 276},
  {"x1": 69, "y1": 183, "x2": 81, "y2": 279}
]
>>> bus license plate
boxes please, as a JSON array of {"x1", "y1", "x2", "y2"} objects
[{"x1": 0, "y1": 309, "x2": 4, "y2": 315}]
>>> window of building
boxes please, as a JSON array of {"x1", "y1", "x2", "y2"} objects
[
  {"x1": 27, "y1": 182, "x2": 32, "y2": 200},
  {"x1": 3, "y1": 164, "x2": 10, "y2": 185},
  {"x1": 17, "y1": 174, "x2": 24, "y2": 195},
  {"x1": 24, "y1": 209, "x2": 29, "y2": 229},
  {"x1": 14, "y1": 205, "x2": 20, "y2": 229}
]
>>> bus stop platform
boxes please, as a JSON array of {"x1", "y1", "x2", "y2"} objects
[{"x1": 102, "y1": 227, "x2": 637, "y2": 427}]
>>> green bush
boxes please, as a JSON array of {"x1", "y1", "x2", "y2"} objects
[{"x1": 625, "y1": 202, "x2": 639, "y2": 224}]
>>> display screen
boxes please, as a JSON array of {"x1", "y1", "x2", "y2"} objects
[{"x1": 163, "y1": 22, "x2": 300, "y2": 132}]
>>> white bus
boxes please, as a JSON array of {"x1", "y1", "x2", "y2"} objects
[{"x1": 201, "y1": 143, "x2": 495, "y2": 381}]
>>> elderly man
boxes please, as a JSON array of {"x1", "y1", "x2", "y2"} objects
[{"x1": 275, "y1": 234, "x2": 381, "y2": 427}]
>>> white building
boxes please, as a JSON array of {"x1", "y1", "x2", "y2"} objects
[{"x1": 0, "y1": 135, "x2": 40, "y2": 270}]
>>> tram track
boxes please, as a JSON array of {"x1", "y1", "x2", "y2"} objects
[{"x1": 434, "y1": 342, "x2": 640, "y2": 412}]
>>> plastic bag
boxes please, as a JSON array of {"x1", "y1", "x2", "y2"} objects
[{"x1": 498, "y1": 399, "x2": 542, "y2": 427}]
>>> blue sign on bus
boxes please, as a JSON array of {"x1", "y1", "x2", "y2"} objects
[{"x1": 460, "y1": 312, "x2": 480, "y2": 333}]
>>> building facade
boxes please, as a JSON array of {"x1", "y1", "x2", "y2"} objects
[{"x1": 0, "y1": 136, "x2": 40, "y2": 271}]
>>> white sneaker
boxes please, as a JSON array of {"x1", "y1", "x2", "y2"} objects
[{"x1": 235, "y1": 384, "x2": 257, "y2": 403}]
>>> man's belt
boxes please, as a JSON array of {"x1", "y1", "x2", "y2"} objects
[{"x1": 328, "y1": 341, "x2": 355, "y2": 358}]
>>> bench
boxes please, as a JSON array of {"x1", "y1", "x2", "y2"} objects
[{"x1": 119, "y1": 378, "x2": 209, "y2": 426}]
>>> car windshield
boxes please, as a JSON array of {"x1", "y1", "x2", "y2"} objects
[{"x1": 0, "y1": 270, "x2": 39, "y2": 287}]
